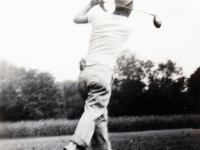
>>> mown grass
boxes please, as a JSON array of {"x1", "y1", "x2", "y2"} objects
[
  {"x1": 1, "y1": 129, "x2": 200, "y2": 150},
  {"x1": 108, "y1": 115, "x2": 200, "y2": 132},
  {"x1": 0, "y1": 114, "x2": 200, "y2": 138}
]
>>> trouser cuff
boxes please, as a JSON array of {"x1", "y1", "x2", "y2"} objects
[
  {"x1": 71, "y1": 134, "x2": 88, "y2": 148},
  {"x1": 92, "y1": 141, "x2": 112, "y2": 150}
]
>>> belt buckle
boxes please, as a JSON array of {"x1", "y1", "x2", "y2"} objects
[{"x1": 79, "y1": 58, "x2": 86, "y2": 71}]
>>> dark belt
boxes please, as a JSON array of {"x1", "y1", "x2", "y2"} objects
[{"x1": 79, "y1": 58, "x2": 86, "y2": 71}]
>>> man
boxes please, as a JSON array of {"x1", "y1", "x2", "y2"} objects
[{"x1": 63, "y1": 0, "x2": 134, "y2": 150}]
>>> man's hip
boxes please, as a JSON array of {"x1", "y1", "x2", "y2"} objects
[{"x1": 77, "y1": 63, "x2": 113, "y2": 100}]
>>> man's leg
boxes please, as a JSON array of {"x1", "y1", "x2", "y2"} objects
[
  {"x1": 91, "y1": 108, "x2": 112, "y2": 150},
  {"x1": 71, "y1": 65, "x2": 112, "y2": 149}
]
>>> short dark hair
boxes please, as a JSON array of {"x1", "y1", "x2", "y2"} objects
[{"x1": 114, "y1": 1, "x2": 133, "y2": 17}]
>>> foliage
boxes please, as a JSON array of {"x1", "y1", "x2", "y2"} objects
[
  {"x1": 20, "y1": 70, "x2": 64, "y2": 120},
  {"x1": 62, "y1": 80, "x2": 84, "y2": 119},
  {"x1": 0, "y1": 115, "x2": 200, "y2": 138},
  {"x1": 187, "y1": 67, "x2": 200, "y2": 113},
  {"x1": 0, "y1": 62, "x2": 65, "y2": 121},
  {"x1": 108, "y1": 51, "x2": 192, "y2": 116},
  {"x1": 0, "y1": 52, "x2": 200, "y2": 121}
]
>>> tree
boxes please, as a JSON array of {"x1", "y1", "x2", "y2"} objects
[
  {"x1": 62, "y1": 80, "x2": 84, "y2": 119},
  {"x1": 20, "y1": 70, "x2": 64, "y2": 120},
  {"x1": 109, "y1": 50, "x2": 147, "y2": 116},
  {"x1": 187, "y1": 67, "x2": 200, "y2": 113},
  {"x1": 0, "y1": 62, "x2": 27, "y2": 121},
  {"x1": 0, "y1": 61, "x2": 65, "y2": 121},
  {"x1": 143, "y1": 60, "x2": 188, "y2": 115},
  {"x1": 109, "y1": 51, "x2": 188, "y2": 116}
]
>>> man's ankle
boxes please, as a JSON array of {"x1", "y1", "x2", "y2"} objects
[
  {"x1": 70, "y1": 141, "x2": 86, "y2": 150},
  {"x1": 76, "y1": 145, "x2": 86, "y2": 150},
  {"x1": 71, "y1": 141, "x2": 77, "y2": 145}
]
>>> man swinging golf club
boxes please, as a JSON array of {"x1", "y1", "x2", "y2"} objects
[{"x1": 63, "y1": 0, "x2": 134, "y2": 149}]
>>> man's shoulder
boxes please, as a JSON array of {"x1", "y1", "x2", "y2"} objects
[
  {"x1": 87, "y1": 5, "x2": 102, "y2": 23},
  {"x1": 88, "y1": 5, "x2": 103, "y2": 14}
]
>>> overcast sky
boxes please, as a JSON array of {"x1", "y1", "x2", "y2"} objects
[{"x1": 0, "y1": 0, "x2": 200, "y2": 81}]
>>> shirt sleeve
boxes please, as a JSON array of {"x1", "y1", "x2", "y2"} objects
[{"x1": 86, "y1": 5, "x2": 100, "y2": 24}]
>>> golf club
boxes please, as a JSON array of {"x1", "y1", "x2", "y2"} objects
[{"x1": 99, "y1": 0, "x2": 162, "y2": 28}]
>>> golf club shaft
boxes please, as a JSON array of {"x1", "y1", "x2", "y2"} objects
[
  {"x1": 99, "y1": 0, "x2": 155, "y2": 16},
  {"x1": 133, "y1": 9, "x2": 154, "y2": 17}
]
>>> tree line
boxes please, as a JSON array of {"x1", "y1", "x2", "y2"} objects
[{"x1": 0, "y1": 51, "x2": 200, "y2": 121}]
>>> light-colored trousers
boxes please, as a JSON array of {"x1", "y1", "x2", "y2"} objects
[{"x1": 71, "y1": 64, "x2": 113, "y2": 150}]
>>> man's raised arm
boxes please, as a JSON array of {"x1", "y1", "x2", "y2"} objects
[{"x1": 73, "y1": 0, "x2": 99, "y2": 24}]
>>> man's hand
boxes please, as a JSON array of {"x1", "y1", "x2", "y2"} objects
[
  {"x1": 74, "y1": 1, "x2": 99, "y2": 24},
  {"x1": 90, "y1": 0, "x2": 100, "y2": 6}
]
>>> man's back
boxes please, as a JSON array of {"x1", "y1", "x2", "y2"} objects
[{"x1": 85, "y1": 5, "x2": 134, "y2": 70}]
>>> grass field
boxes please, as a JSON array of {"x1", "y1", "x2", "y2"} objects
[
  {"x1": 1, "y1": 115, "x2": 200, "y2": 138},
  {"x1": 0, "y1": 129, "x2": 200, "y2": 150}
]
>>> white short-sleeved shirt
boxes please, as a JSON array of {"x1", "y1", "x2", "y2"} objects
[{"x1": 85, "y1": 5, "x2": 134, "y2": 70}]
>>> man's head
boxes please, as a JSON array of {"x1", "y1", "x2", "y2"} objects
[
  {"x1": 99, "y1": 0, "x2": 133, "y2": 17},
  {"x1": 114, "y1": 0, "x2": 133, "y2": 17}
]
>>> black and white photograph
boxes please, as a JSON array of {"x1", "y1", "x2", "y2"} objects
[{"x1": 0, "y1": 0, "x2": 200, "y2": 149}]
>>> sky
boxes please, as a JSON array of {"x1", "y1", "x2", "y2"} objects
[{"x1": 0, "y1": 0, "x2": 200, "y2": 82}]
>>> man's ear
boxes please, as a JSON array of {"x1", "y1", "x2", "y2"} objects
[
  {"x1": 99, "y1": 2, "x2": 105, "y2": 10},
  {"x1": 126, "y1": 1, "x2": 133, "y2": 8}
]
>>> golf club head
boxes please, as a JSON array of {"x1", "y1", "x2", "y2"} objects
[{"x1": 153, "y1": 15, "x2": 162, "y2": 28}]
